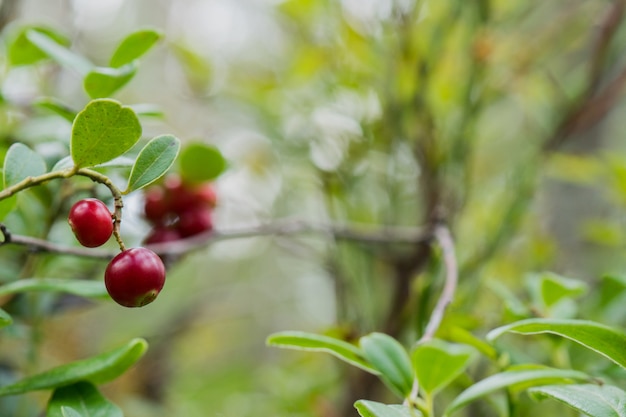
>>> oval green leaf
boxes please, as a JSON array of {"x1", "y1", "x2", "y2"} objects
[
  {"x1": 110, "y1": 28, "x2": 163, "y2": 68},
  {"x1": 413, "y1": 339, "x2": 475, "y2": 395},
  {"x1": 6, "y1": 26, "x2": 70, "y2": 66},
  {"x1": 487, "y1": 319, "x2": 626, "y2": 369},
  {"x1": 0, "y1": 338, "x2": 147, "y2": 396},
  {"x1": 444, "y1": 367, "x2": 589, "y2": 416},
  {"x1": 528, "y1": 384, "x2": 626, "y2": 417},
  {"x1": 25, "y1": 30, "x2": 92, "y2": 75},
  {"x1": 3, "y1": 143, "x2": 47, "y2": 188},
  {"x1": 179, "y1": 142, "x2": 226, "y2": 183},
  {"x1": 266, "y1": 331, "x2": 376, "y2": 374},
  {"x1": 0, "y1": 279, "x2": 108, "y2": 299},
  {"x1": 71, "y1": 99, "x2": 142, "y2": 168},
  {"x1": 83, "y1": 65, "x2": 137, "y2": 99},
  {"x1": 47, "y1": 381, "x2": 123, "y2": 417},
  {"x1": 125, "y1": 135, "x2": 181, "y2": 193},
  {"x1": 355, "y1": 400, "x2": 418, "y2": 417},
  {"x1": 360, "y1": 333, "x2": 414, "y2": 399}
]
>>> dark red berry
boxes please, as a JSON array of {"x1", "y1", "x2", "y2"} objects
[
  {"x1": 176, "y1": 207, "x2": 213, "y2": 237},
  {"x1": 143, "y1": 226, "x2": 182, "y2": 245},
  {"x1": 164, "y1": 175, "x2": 197, "y2": 215},
  {"x1": 104, "y1": 248, "x2": 166, "y2": 308},
  {"x1": 143, "y1": 187, "x2": 170, "y2": 224},
  {"x1": 68, "y1": 199, "x2": 113, "y2": 248}
]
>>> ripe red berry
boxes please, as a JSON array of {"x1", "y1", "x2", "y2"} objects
[
  {"x1": 164, "y1": 175, "x2": 197, "y2": 215},
  {"x1": 143, "y1": 187, "x2": 170, "y2": 224},
  {"x1": 104, "y1": 248, "x2": 166, "y2": 308},
  {"x1": 177, "y1": 207, "x2": 213, "y2": 237},
  {"x1": 143, "y1": 226, "x2": 182, "y2": 245},
  {"x1": 68, "y1": 199, "x2": 113, "y2": 248}
]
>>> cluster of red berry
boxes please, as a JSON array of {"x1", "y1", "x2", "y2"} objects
[
  {"x1": 142, "y1": 175, "x2": 216, "y2": 244},
  {"x1": 68, "y1": 198, "x2": 165, "y2": 308}
]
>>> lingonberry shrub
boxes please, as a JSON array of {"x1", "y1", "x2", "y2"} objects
[
  {"x1": 104, "y1": 247, "x2": 166, "y2": 308},
  {"x1": 68, "y1": 198, "x2": 114, "y2": 247}
]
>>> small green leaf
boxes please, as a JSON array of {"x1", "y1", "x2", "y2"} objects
[
  {"x1": 47, "y1": 381, "x2": 123, "y2": 417},
  {"x1": 0, "y1": 338, "x2": 147, "y2": 396},
  {"x1": 528, "y1": 384, "x2": 626, "y2": 417},
  {"x1": 35, "y1": 97, "x2": 77, "y2": 122},
  {"x1": 51, "y1": 156, "x2": 74, "y2": 172},
  {"x1": 125, "y1": 135, "x2": 181, "y2": 193},
  {"x1": 487, "y1": 319, "x2": 626, "y2": 369},
  {"x1": 360, "y1": 333, "x2": 414, "y2": 399},
  {"x1": 266, "y1": 331, "x2": 377, "y2": 373},
  {"x1": 444, "y1": 367, "x2": 589, "y2": 416},
  {"x1": 110, "y1": 29, "x2": 163, "y2": 68},
  {"x1": 25, "y1": 30, "x2": 92, "y2": 75},
  {"x1": 0, "y1": 308, "x2": 13, "y2": 328},
  {"x1": 3, "y1": 143, "x2": 47, "y2": 188},
  {"x1": 354, "y1": 400, "x2": 418, "y2": 417},
  {"x1": 179, "y1": 143, "x2": 226, "y2": 183},
  {"x1": 413, "y1": 339, "x2": 475, "y2": 395},
  {"x1": 83, "y1": 65, "x2": 137, "y2": 99},
  {"x1": 71, "y1": 99, "x2": 142, "y2": 168},
  {"x1": 537, "y1": 272, "x2": 587, "y2": 309},
  {"x1": 0, "y1": 279, "x2": 108, "y2": 299},
  {"x1": 6, "y1": 26, "x2": 70, "y2": 66}
]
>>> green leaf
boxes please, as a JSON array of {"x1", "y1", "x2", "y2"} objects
[
  {"x1": 537, "y1": 272, "x2": 587, "y2": 309},
  {"x1": 0, "y1": 308, "x2": 13, "y2": 328},
  {"x1": 6, "y1": 26, "x2": 70, "y2": 66},
  {"x1": 0, "y1": 338, "x2": 147, "y2": 396},
  {"x1": 487, "y1": 319, "x2": 626, "y2": 369},
  {"x1": 71, "y1": 99, "x2": 142, "y2": 168},
  {"x1": 83, "y1": 65, "x2": 137, "y2": 99},
  {"x1": 266, "y1": 331, "x2": 377, "y2": 373},
  {"x1": 444, "y1": 367, "x2": 589, "y2": 416},
  {"x1": 110, "y1": 29, "x2": 163, "y2": 68},
  {"x1": 528, "y1": 384, "x2": 626, "y2": 417},
  {"x1": 125, "y1": 135, "x2": 181, "y2": 193},
  {"x1": 3, "y1": 143, "x2": 47, "y2": 188},
  {"x1": 412, "y1": 339, "x2": 475, "y2": 395},
  {"x1": 179, "y1": 143, "x2": 226, "y2": 183},
  {"x1": 0, "y1": 279, "x2": 108, "y2": 299},
  {"x1": 47, "y1": 381, "x2": 123, "y2": 417},
  {"x1": 51, "y1": 156, "x2": 74, "y2": 172},
  {"x1": 360, "y1": 333, "x2": 414, "y2": 399},
  {"x1": 25, "y1": 30, "x2": 92, "y2": 75},
  {"x1": 35, "y1": 97, "x2": 77, "y2": 122},
  {"x1": 354, "y1": 400, "x2": 418, "y2": 417}
]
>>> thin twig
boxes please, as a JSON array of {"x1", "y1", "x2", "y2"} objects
[
  {"x1": 418, "y1": 223, "x2": 458, "y2": 344},
  {"x1": 0, "y1": 219, "x2": 432, "y2": 260}
]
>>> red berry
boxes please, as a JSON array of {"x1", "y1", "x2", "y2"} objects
[
  {"x1": 104, "y1": 248, "x2": 166, "y2": 308},
  {"x1": 165, "y1": 175, "x2": 197, "y2": 215},
  {"x1": 143, "y1": 187, "x2": 169, "y2": 224},
  {"x1": 176, "y1": 207, "x2": 213, "y2": 237},
  {"x1": 143, "y1": 226, "x2": 182, "y2": 245},
  {"x1": 194, "y1": 183, "x2": 217, "y2": 208},
  {"x1": 68, "y1": 199, "x2": 113, "y2": 248}
]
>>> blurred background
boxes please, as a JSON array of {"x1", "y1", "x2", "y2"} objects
[{"x1": 0, "y1": 0, "x2": 626, "y2": 416}]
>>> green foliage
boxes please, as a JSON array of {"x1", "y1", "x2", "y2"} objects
[
  {"x1": 444, "y1": 367, "x2": 590, "y2": 416},
  {"x1": 488, "y1": 319, "x2": 626, "y2": 369},
  {"x1": 70, "y1": 99, "x2": 142, "y2": 168},
  {"x1": 360, "y1": 333, "x2": 415, "y2": 399},
  {"x1": 354, "y1": 400, "x2": 418, "y2": 417},
  {"x1": 528, "y1": 384, "x2": 626, "y2": 417},
  {"x1": 47, "y1": 382, "x2": 123, "y2": 417},
  {"x1": 412, "y1": 340, "x2": 475, "y2": 395},
  {"x1": 3, "y1": 143, "x2": 47, "y2": 187},
  {"x1": 0, "y1": 338, "x2": 147, "y2": 396},
  {"x1": 125, "y1": 134, "x2": 181, "y2": 193},
  {"x1": 84, "y1": 66, "x2": 137, "y2": 99},
  {"x1": 109, "y1": 29, "x2": 162, "y2": 68},
  {"x1": 6, "y1": 25, "x2": 69, "y2": 66},
  {"x1": 0, "y1": 278, "x2": 107, "y2": 299},
  {"x1": 179, "y1": 142, "x2": 226, "y2": 183}
]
